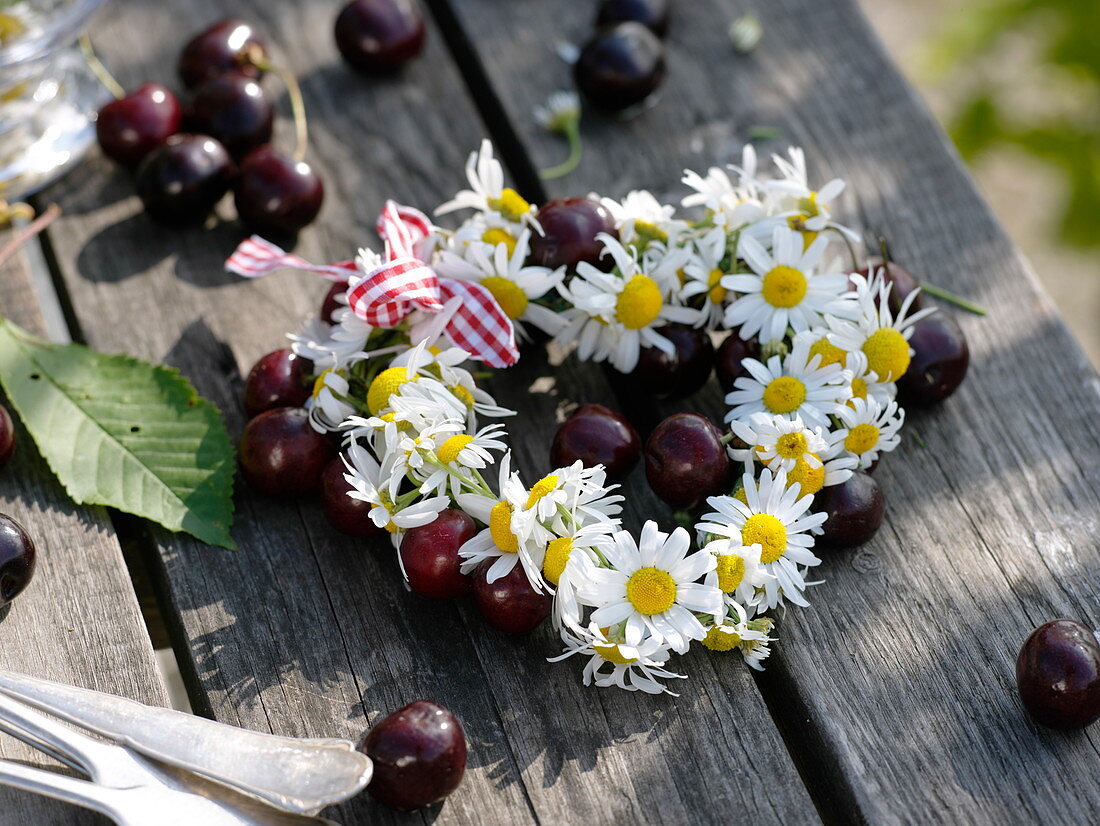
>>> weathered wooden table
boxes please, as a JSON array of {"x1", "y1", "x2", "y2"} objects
[{"x1": 4, "y1": 0, "x2": 1099, "y2": 822}]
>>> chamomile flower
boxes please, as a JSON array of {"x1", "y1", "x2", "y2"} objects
[
  {"x1": 599, "y1": 189, "x2": 688, "y2": 249},
  {"x1": 307, "y1": 367, "x2": 357, "y2": 433},
  {"x1": 697, "y1": 466, "x2": 826, "y2": 611},
  {"x1": 555, "y1": 235, "x2": 700, "y2": 373},
  {"x1": 728, "y1": 412, "x2": 855, "y2": 496},
  {"x1": 764, "y1": 147, "x2": 858, "y2": 243},
  {"x1": 841, "y1": 349, "x2": 896, "y2": 408},
  {"x1": 723, "y1": 226, "x2": 855, "y2": 343},
  {"x1": 544, "y1": 520, "x2": 616, "y2": 631},
  {"x1": 433, "y1": 228, "x2": 567, "y2": 340},
  {"x1": 680, "y1": 226, "x2": 734, "y2": 329},
  {"x1": 826, "y1": 270, "x2": 936, "y2": 383},
  {"x1": 522, "y1": 462, "x2": 619, "y2": 525},
  {"x1": 681, "y1": 146, "x2": 768, "y2": 231},
  {"x1": 725, "y1": 334, "x2": 851, "y2": 429},
  {"x1": 416, "y1": 423, "x2": 508, "y2": 497},
  {"x1": 699, "y1": 538, "x2": 773, "y2": 616},
  {"x1": 435, "y1": 139, "x2": 538, "y2": 231},
  {"x1": 833, "y1": 396, "x2": 904, "y2": 470},
  {"x1": 457, "y1": 453, "x2": 554, "y2": 586},
  {"x1": 342, "y1": 441, "x2": 449, "y2": 547},
  {"x1": 701, "y1": 611, "x2": 775, "y2": 670},
  {"x1": 577, "y1": 521, "x2": 721, "y2": 653},
  {"x1": 533, "y1": 90, "x2": 581, "y2": 134},
  {"x1": 549, "y1": 624, "x2": 685, "y2": 695}
]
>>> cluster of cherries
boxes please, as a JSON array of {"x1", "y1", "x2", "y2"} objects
[
  {"x1": 574, "y1": 0, "x2": 670, "y2": 112},
  {"x1": 0, "y1": 406, "x2": 36, "y2": 612}
]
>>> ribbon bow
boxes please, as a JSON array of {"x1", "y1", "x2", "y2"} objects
[{"x1": 225, "y1": 201, "x2": 519, "y2": 368}]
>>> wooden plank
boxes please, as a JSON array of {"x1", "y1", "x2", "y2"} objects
[
  {"x1": 429, "y1": 0, "x2": 1100, "y2": 821},
  {"x1": 0, "y1": 239, "x2": 169, "y2": 825},
  {"x1": 36, "y1": 0, "x2": 817, "y2": 822}
]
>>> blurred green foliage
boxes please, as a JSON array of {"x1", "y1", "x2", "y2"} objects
[{"x1": 929, "y1": 0, "x2": 1100, "y2": 247}]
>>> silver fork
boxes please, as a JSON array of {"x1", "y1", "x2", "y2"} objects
[{"x1": 0, "y1": 692, "x2": 343, "y2": 826}]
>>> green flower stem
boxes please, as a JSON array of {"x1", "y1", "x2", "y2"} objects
[
  {"x1": 539, "y1": 122, "x2": 583, "y2": 180},
  {"x1": 920, "y1": 283, "x2": 988, "y2": 316}
]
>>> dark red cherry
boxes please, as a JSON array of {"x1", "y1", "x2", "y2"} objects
[
  {"x1": 238, "y1": 407, "x2": 334, "y2": 497},
  {"x1": 0, "y1": 405, "x2": 14, "y2": 469},
  {"x1": 574, "y1": 22, "x2": 666, "y2": 112},
  {"x1": 185, "y1": 74, "x2": 273, "y2": 160},
  {"x1": 321, "y1": 455, "x2": 380, "y2": 537},
  {"x1": 0, "y1": 514, "x2": 36, "y2": 608},
  {"x1": 358, "y1": 700, "x2": 466, "y2": 810},
  {"x1": 399, "y1": 509, "x2": 475, "y2": 599},
  {"x1": 335, "y1": 0, "x2": 427, "y2": 75},
  {"x1": 644, "y1": 413, "x2": 731, "y2": 510},
  {"x1": 471, "y1": 560, "x2": 550, "y2": 634},
  {"x1": 527, "y1": 197, "x2": 618, "y2": 273},
  {"x1": 896, "y1": 313, "x2": 969, "y2": 406},
  {"x1": 320, "y1": 280, "x2": 349, "y2": 323},
  {"x1": 243, "y1": 349, "x2": 312, "y2": 419},
  {"x1": 234, "y1": 146, "x2": 324, "y2": 236},
  {"x1": 714, "y1": 331, "x2": 759, "y2": 394},
  {"x1": 596, "y1": 0, "x2": 670, "y2": 36},
  {"x1": 96, "y1": 84, "x2": 182, "y2": 167},
  {"x1": 1016, "y1": 619, "x2": 1100, "y2": 730},
  {"x1": 551, "y1": 403, "x2": 640, "y2": 482},
  {"x1": 135, "y1": 134, "x2": 236, "y2": 225},
  {"x1": 178, "y1": 19, "x2": 266, "y2": 90},
  {"x1": 812, "y1": 471, "x2": 885, "y2": 550},
  {"x1": 632, "y1": 324, "x2": 714, "y2": 399},
  {"x1": 854, "y1": 261, "x2": 923, "y2": 316}
]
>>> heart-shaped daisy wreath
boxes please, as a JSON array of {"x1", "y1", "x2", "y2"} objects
[{"x1": 228, "y1": 141, "x2": 937, "y2": 696}]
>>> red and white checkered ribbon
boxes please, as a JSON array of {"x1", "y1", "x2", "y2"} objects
[{"x1": 224, "y1": 201, "x2": 519, "y2": 368}]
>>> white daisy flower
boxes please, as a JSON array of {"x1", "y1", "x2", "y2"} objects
[
  {"x1": 723, "y1": 226, "x2": 856, "y2": 344},
  {"x1": 699, "y1": 538, "x2": 773, "y2": 617},
  {"x1": 433, "y1": 228, "x2": 567, "y2": 340},
  {"x1": 725, "y1": 334, "x2": 851, "y2": 430},
  {"x1": 764, "y1": 147, "x2": 859, "y2": 243},
  {"x1": 306, "y1": 367, "x2": 357, "y2": 433},
  {"x1": 435, "y1": 139, "x2": 539, "y2": 231},
  {"x1": 544, "y1": 520, "x2": 616, "y2": 631},
  {"x1": 697, "y1": 466, "x2": 826, "y2": 611},
  {"x1": 416, "y1": 423, "x2": 508, "y2": 497},
  {"x1": 700, "y1": 610, "x2": 775, "y2": 671},
  {"x1": 549, "y1": 623, "x2": 686, "y2": 696},
  {"x1": 577, "y1": 521, "x2": 721, "y2": 654},
  {"x1": 681, "y1": 145, "x2": 769, "y2": 231},
  {"x1": 680, "y1": 226, "x2": 733, "y2": 329},
  {"x1": 534, "y1": 90, "x2": 581, "y2": 134},
  {"x1": 599, "y1": 189, "x2": 688, "y2": 249},
  {"x1": 457, "y1": 453, "x2": 553, "y2": 587},
  {"x1": 342, "y1": 440, "x2": 449, "y2": 547},
  {"x1": 841, "y1": 349, "x2": 896, "y2": 408},
  {"x1": 555, "y1": 235, "x2": 700, "y2": 373},
  {"x1": 728, "y1": 412, "x2": 855, "y2": 496},
  {"x1": 826, "y1": 270, "x2": 936, "y2": 383},
  {"x1": 833, "y1": 396, "x2": 904, "y2": 470}
]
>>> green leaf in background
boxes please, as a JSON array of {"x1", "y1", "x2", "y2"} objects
[{"x1": 0, "y1": 320, "x2": 236, "y2": 549}]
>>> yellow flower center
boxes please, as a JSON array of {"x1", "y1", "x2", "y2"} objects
[
  {"x1": 542, "y1": 537, "x2": 573, "y2": 587},
  {"x1": 437, "y1": 434, "x2": 473, "y2": 464},
  {"x1": 311, "y1": 368, "x2": 333, "y2": 398},
  {"x1": 762, "y1": 376, "x2": 806, "y2": 414},
  {"x1": 844, "y1": 423, "x2": 880, "y2": 456},
  {"x1": 615, "y1": 275, "x2": 663, "y2": 329},
  {"x1": 715, "y1": 554, "x2": 746, "y2": 593},
  {"x1": 0, "y1": 13, "x2": 25, "y2": 45},
  {"x1": 625, "y1": 566, "x2": 677, "y2": 615},
  {"x1": 367, "y1": 367, "x2": 410, "y2": 414},
  {"x1": 525, "y1": 474, "x2": 559, "y2": 510},
  {"x1": 633, "y1": 220, "x2": 668, "y2": 245},
  {"x1": 487, "y1": 188, "x2": 531, "y2": 222},
  {"x1": 702, "y1": 626, "x2": 741, "y2": 652},
  {"x1": 861, "y1": 328, "x2": 910, "y2": 382},
  {"x1": 809, "y1": 336, "x2": 846, "y2": 368},
  {"x1": 761, "y1": 265, "x2": 807, "y2": 308},
  {"x1": 384, "y1": 521, "x2": 400, "y2": 534},
  {"x1": 741, "y1": 513, "x2": 787, "y2": 564},
  {"x1": 786, "y1": 454, "x2": 825, "y2": 496},
  {"x1": 451, "y1": 384, "x2": 475, "y2": 410},
  {"x1": 733, "y1": 485, "x2": 749, "y2": 505},
  {"x1": 480, "y1": 276, "x2": 529, "y2": 320},
  {"x1": 775, "y1": 432, "x2": 808, "y2": 460},
  {"x1": 481, "y1": 228, "x2": 517, "y2": 256},
  {"x1": 707, "y1": 268, "x2": 728, "y2": 304},
  {"x1": 850, "y1": 376, "x2": 868, "y2": 401},
  {"x1": 594, "y1": 642, "x2": 637, "y2": 664},
  {"x1": 489, "y1": 501, "x2": 519, "y2": 553}
]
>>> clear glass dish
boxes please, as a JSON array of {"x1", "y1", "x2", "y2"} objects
[{"x1": 0, "y1": 0, "x2": 109, "y2": 200}]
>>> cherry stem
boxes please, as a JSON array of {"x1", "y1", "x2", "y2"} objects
[
  {"x1": 540, "y1": 121, "x2": 583, "y2": 180},
  {"x1": 920, "y1": 283, "x2": 988, "y2": 316},
  {"x1": 719, "y1": 431, "x2": 735, "y2": 446},
  {"x1": 245, "y1": 45, "x2": 309, "y2": 161},
  {"x1": 0, "y1": 204, "x2": 62, "y2": 269},
  {"x1": 78, "y1": 34, "x2": 124, "y2": 100}
]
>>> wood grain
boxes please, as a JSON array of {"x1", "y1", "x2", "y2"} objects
[
  {"x1": 432, "y1": 0, "x2": 1100, "y2": 821},
  {"x1": 38, "y1": 0, "x2": 815, "y2": 822},
  {"x1": 0, "y1": 241, "x2": 169, "y2": 825}
]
